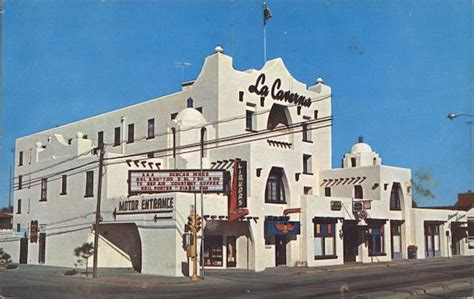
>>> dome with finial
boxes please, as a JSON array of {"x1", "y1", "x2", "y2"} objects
[{"x1": 351, "y1": 135, "x2": 373, "y2": 154}]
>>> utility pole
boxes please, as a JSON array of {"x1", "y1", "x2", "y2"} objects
[
  {"x1": 200, "y1": 127, "x2": 205, "y2": 279},
  {"x1": 92, "y1": 144, "x2": 105, "y2": 279}
]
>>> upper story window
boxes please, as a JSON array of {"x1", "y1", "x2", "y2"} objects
[
  {"x1": 147, "y1": 119, "x2": 155, "y2": 139},
  {"x1": 354, "y1": 185, "x2": 363, "y2": 199},
  {"x1": 128, "y1": 123, "x2": 135, "y2": 143},
  {"x1": 114, "y1": 127, "x2": 121, "y2": 146},
  {"x1": 324, "y1": 187, "x2": 331, "y2": 197},
  {"x1": 17, "y1": 199, "x2": 21, "y2": 214},
  {"x1": 265, "y1": 167, "x2": 286, "y2": 204},
  {"x1": 60, "y1": 175, "x2": 67, "y2": 195},
  {"x1": 19, "y1": 151, "x2": 23, "y2": 166},
  {"x1": 267, "y1": 104, "x2": 289, "y2": 130},
  {"x1": 390, "y1": 182, "x2": 402, "y2": 210},
  {"x1": 40, "y1": 178, "x2": 47, "y2": 201},
  {"x1": 351, "y1": 158, "x2": 356, "y2": 167},
  {"x1": 302, "y1": 124, "x2": 312, "y2": 142},
  {"x1": 246, "y1": 110, "x2": 254, "y2": 131},
  {"x1": 187, "y1": 97, "x2": 194, "y2": 108},
  {"x1": 85, "y1": 171, "x2": 94, "y2": 198},
  {"x1": 303, "y1": 154, "x2": 312, "y2": 174},
  {"x1": 18, "y1": 175, "x2": 23, "y2": 190},
  {"x1": 97, "y1": 131, "x2": 104, "y2": 148}
]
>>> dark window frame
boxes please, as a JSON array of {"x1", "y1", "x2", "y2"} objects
[
  {"x1": 19, "y1": 151, "x2": 23, "y2": 166},
  {"x1": 127, "y1": 123, "x2": 135, "y2": 144},
  {"x1": 303, "y1": 154, "x2": 313, "y2": 175},
  {"x1": 98, "y1": 131, "x2": 104, "y2": 148},
  {"x1": 390, "y1": 183, "x2": 402, "y2": 211},
  {"x1": 114, "y1": 127, "x2": 121, "y2": 146},
  {"x1": 17, "y1": 199, "x2": 21, "y2": 214},
  {"x1": 354, "y1": 185, "x2": 363, "y2": 199},
  {"x1": 265, "y1": 168, "x2": 286, "y2": 204},
  {"x1": 60, "y1": 175, "x2": 67, "y2": 195},
  {"x1": 246, "y1": 110, "x2": 254, "y2": 131},
  {"x1": 324, "y1": 187, "x2": 331, "y2": 197},
  {"x1": 18, "y1": 175, "x2": 23, "y2": 190},
  {"x1": 147, "y1": 119, "x2": 155, "y2": 139},
  {"x1": 314, "y1": 222, "x2": 337, "y2": 259},
  {"x1": 40, "y1": 178, "x2": 47, "y2": 202},
  {"x1": 368, "y1": 225, "x2": 386, "y2": 256},
  {"x1": 85, "y1": 171, "x2": 94, "y2": 198},
  {"x1": 302, "y1": 124, "x2": 312, "y2": 143}
]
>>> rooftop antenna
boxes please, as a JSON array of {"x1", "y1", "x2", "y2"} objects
[{"x1": 175, "y1": 62, "x2": 192, "y2": 83}]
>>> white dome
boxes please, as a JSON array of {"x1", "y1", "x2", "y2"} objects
[
  {"x1": 351, "y1": 142, "x2": 373, "y2": 154},
  {"x1": 174, "y1": 108, "x2": 206, "y2": 127}
]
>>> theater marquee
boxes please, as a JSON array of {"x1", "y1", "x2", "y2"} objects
[{"x1": 128, "y1": 170, "x2": 228, "y2": 196}]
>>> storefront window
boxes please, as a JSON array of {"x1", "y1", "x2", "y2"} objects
[
  {"x1": 368, "y1": 225, "x2": 385, "y2": 256},
  {"x1": 424, "y1": 223, "x2": 441, "y2": 257},
  {"x1": 391, "y1": 222, "x2": 402, "y2": 259},
  {"x1": 204, "y1": 236, "x2": 223, "y2": 267},
  {"x1": 314, "y1": 221, "x2": 336, "y2": 259}
]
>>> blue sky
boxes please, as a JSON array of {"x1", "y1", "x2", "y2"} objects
[{"x1": 1, "y1": 0, "x2": 472, "y2": 208}]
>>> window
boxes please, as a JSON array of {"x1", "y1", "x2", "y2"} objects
[
  {"x1": 324, "y1": 187, "x2": 331, "y2": 197},
  {"x1": 60, "y1": 175, "x2": 67, "y2": 195},
  {"x1": 204, "y1": 235, "x2": 223, "y2": 266},
  {"x1": 391, "y1": 222, "x2": 402, "y2": 259},
  {"x1": 354, "y1": 185, "x2": 363, "y2": 199},
  {"x1": 304, "y1": 186, "x2": 313, "y2": 195},
  {"x1": 390, "y1": 183, "x2": 402, "y2": 210},
  {"x1": 468, "y1": 220, "x2": 474, "y2": 249},
  {"x1": 127, "y1": 123, "x2": 135, "y2": 143},
  {"x1": 147, "y1": 119, "x2": 155, "y2": 139},
  {"x1": 147, "y1": 152, "x2": 155, "y2": 158},
  {"x1": 187, "y1": 97, "x2": 194, "y2": 108},
  {"x1": 171, "y1": 113, "x2": 178, "y2": 120},
  {"x1": 246, "y1": 110, "x2": 254, "y2": 131},
  {"x1": 18, "y1": 175, "x2": 23, "y2": 190},
  {"x1": 85, "y1": 171, "x2": 94, "y2": 198},
  {"x1": 239, "y1": 91, "x2": 244, "y2": 102},
  {"x1": 83, "y1": 135, "x2": 88, "y2": 139},
  {"x1": 351, "y1": 157, "x2": 356, "y2": 167},
  {"x1": 314, "y1": 221, "x2": 336, "y2": 259},
  {"x1": 114, "y1": 127, "x2": 120, "y2": 146},
  {"x1": 303, "y1": 154, "x2": 312, "y2": 174},
  {"x1": 314, "y1": 110, "x2": 319, "y2": 119},
  {"x1": 17, "y1": 199, "x2": 21, "y2": 214},
  {"x1": 40, "y1": 178, "x2": 47, "y2": 201},
  {"x1": 265, "y1": 167, "x2": 286, "y2": 203},
  {"x1": 368, "y1": 225, "x2": 385, "y2": 256},
  {"x1": 17, "y1": 223, "x2": 21, "y2": 233},
  {"x1": 19, "y1": 151, "x2": 23, "y2": 166},
  {"x1": 267, "y1": 104, "x2": 289, "y2": 130},
  {"x1": 97, "y1": 131, "x2": 104, "y2": 148},
  {"x1": 302, "y1": 124, "x2": 312, "y2": 142},
  {"x1": 297, "y1": 106, "x2": 301, "y2": 115},
  {"x1": 424, "y1": 223, "x2": 441, "y2": 257}
]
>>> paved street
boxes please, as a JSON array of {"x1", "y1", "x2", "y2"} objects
[{"x1": 0, "y1": 256, "x2": 472, "y2": 298}]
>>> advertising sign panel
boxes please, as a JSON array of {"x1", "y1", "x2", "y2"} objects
[{"x1": 128, "y1": 170, "x2": 227, "y2": 196}]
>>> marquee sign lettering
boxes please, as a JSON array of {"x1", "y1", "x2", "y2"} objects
[
  {"x1": 128, "y1": 170, "x2": 227, "y2": 196},
  {"x1": 248, "y1": 74, "x2": 312, "y2": 108}
]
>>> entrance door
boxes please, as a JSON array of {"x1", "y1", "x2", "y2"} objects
[
  {"x1": 226, "y1": 236, "x2": 237, "y2": 267},
  {"x1": 343, "y1": 221, "x2": 358, "y2": 263},
  {"x1": 275, "y1": 235, "x2": 286, "y2": 266},
  {"x1": 38, "y1": 233, "x2": 46, "y2": 264},
  {"x1": 19, "y1": 237, "x2": 28, "y2": 264}
]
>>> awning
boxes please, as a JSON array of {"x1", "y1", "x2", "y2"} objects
[{"x1": 265, "y1": 220, "x2": 300, "y2": 236}]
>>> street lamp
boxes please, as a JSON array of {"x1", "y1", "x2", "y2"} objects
[{"x1": 447, "y1": 113, "x2": 474, "y2": 189}]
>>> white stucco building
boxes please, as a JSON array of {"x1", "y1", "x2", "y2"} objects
[{"x1": 2, "y1": 46, "x2": 473, "y2": 276}]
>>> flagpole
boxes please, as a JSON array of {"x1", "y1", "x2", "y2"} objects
[{"x1": 263, "y1": 21, "x2": 267, "y2": 63}]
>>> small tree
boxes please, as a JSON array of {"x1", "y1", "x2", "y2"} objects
[
  {"x1": 74, "y1": 242, "x2": 94, "y2": 276},
  {"x1": 412, "y1": 170, "x2": 436, "y2": 206}
]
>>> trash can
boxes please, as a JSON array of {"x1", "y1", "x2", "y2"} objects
[{"x1": 407, "y1": 245, "x2": 417, "y2": 259}]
